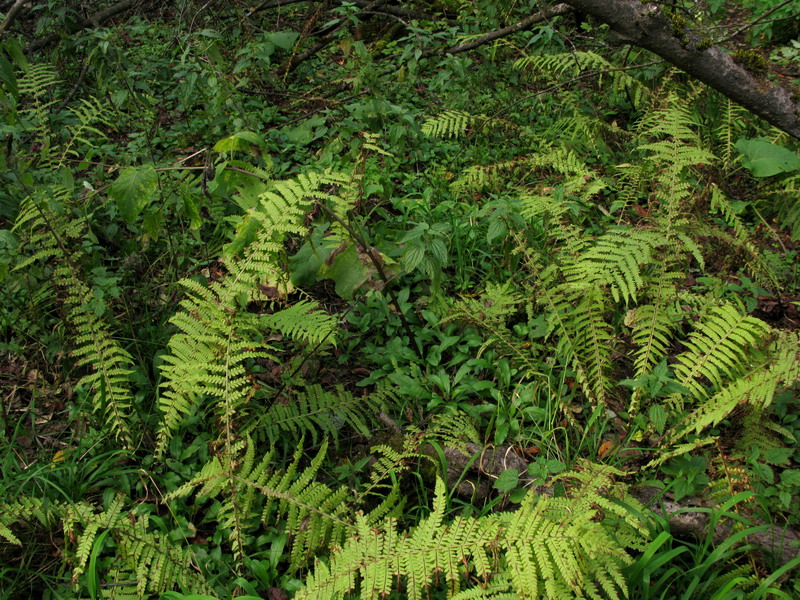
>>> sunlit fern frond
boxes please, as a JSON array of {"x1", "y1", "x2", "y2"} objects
[
  {"x1": 298, "y1": 464, "x2": 646, "y2": 600},
  {"x1": 668, "y1": 329, "x2": 800, "y2": 444},
  {"x1": 157, "y1": 171, "x2": 344, "y2": 457},
  {"x1": 421, "y1": 109, "x2": 513, "y2": 139},
  {"x1": 565, "y1": 226, "x2": 666, "y2": 304},
  {"x1": 671, "y1": 304, "x2": 772, "y2": 405}
]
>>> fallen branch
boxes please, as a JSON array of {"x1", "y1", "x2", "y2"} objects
[
  {"x1": 560, "y1": 0, "x2": 800, "y2": 139},
  {"x1": 24, "y1": 0, "x2": 145, "y2": 54},
  {"x1": 431, "y1": 3, "x2": 573, "y2": 57}
]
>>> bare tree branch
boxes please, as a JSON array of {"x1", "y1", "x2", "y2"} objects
[
  {"x1": 560, "y1": 0, "x2": 800, "y2": 139},
  {"x1": 0, "y1": 0, "x2": 27, "y2": 35},
  {"x1": 432, "y1": 3, "x2": 572, "y2": 57},
  {"x1": 24, "y1": 0, "x2": 145, "y2": 54}
]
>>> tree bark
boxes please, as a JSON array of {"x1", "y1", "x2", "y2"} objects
[{"x1": 560, "y1": 0, "x2": 800, "y2": 139}]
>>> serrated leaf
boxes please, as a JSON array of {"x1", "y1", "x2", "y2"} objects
[
  {"x1": 110, "y1": 165, "x2": 157, "y2": 223},
  {"x1": 214, "y1": 131, "x2": 264, "y2": 153},
  {"x1": 494, "y1": 468, "x2": 520, "y2": 492},
  {"x1": 403, "y1": 243, "x2": 426, "y2": 272}
]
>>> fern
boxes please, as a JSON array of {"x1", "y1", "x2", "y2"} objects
[
  {"x1": 565, "y1": 226, "x2": 665, "y2": 304},
  {"x1": 249, "y1": 383, "x2": 391, "y2": 445},
  {"x1": 299, "y1": 464, "x2": 647, "y2": 600},
  {"x1": 670, "y1": 304, "x2": 771, "y2": 405},
  {"x1": 668, "y1": 329, "x2": 800, "y2": 444},
  {"x1": 13, "y1": 188, "x2": 136, "y2": 445},
  {"x1": 156, "y1": 171, "x2": 344, "y2": 456},
  {"x1": 421, "y1": 110, "x2": 513, "y2": 140},
  {"x1": 166, "y1": 437, "x2": 396, "y2": 571},
  {"x1": 514, "y1": 50, "x2": 649, "y2": 106}
]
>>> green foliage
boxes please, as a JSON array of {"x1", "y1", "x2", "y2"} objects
[
  {"x1": 2, "y1": 2, "x2": 799, "y2": 598},
  {"x1": 300, "y1": 465, "x2": 647, "y2": 600}
]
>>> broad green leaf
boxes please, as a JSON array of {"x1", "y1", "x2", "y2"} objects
[
  {"x1": 735, "y1": 138, "x2": 800, "y2": 177},
  {"x1": 109, "y1": 165, "x2": 158, "y2": 223},
  {"x1": 224, "y1": 214, "x2": 259, "y2": 256},
  {"x1": 268, "y1": 31, "x2": 299, "y2": 50},
  {"x1": 493, "y1": 468, "x2": 520, "y2": 492},
  {"x1": 214, "y1": 131, "x2": 264, "y2": 153},
  {"x1": 324, "y1": 243, "x2": 367, "y2": 299}
]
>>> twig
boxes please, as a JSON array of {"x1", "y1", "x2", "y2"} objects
[
  {"x1": 425, "y1": 3, "x2": 573, "y2": 58},
  {"x1": 0, "y1": 0, "x2": 26, "y2": 34},
  {"x1": 24, "y1": 0, "x2": 145, "y2": 54},
  {"x1": 55, "y1": 59, "x2": 90, "y2": 112},
  {"x1": 719, "y1": 0, "x2": 795, "y2": 44}
]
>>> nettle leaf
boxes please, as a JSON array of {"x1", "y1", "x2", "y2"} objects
[
  {"x1": 494, "y1": 468, "x2": 520, "y2": 492},
  {"x1": 268, "y1": 31, "x2": 299, "y2": 50},
  {"x1": 735, "y1": 138, "x2": 800, "y2": 177},
  {"x1": 110, "y1": 165, "x2": 158, "y2": 223},
  {"x1": 214, "y1": 130, "x2": 264, "y2": 153}
]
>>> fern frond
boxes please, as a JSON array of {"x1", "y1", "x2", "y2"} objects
[
  {"x1": 422, "y1": 110, "x2": 480, "y2": 139},
  {"x1": 671, "y1": 304, "x2": 771, "y2": 405},
  {"x1": 0, "y1": 497, "x2": 59, "y2": 545},
  {"x1": 168, "y1": 439, "x2": 358, "y2": 570},
  {"x1": 260, "y1": 299, "x2": 337, "y2": 346},
  {"x1": 421, "y1": 110, "x2": 512, "y2": 139},
  {"x1": 299, "y1": 465, "x2": 646, "y2": 600},
  {"x1": 709, "y1": 185, "x2": 779, "y2": 289},
  {"x1": 547, "y1": 281, "x2": 613, "y2": 407},
  {"x1": 59, "y1": 97, "x2": 111, "y2": 167},
  {"x1": 514, "y1": 50, "x2": 649, "y2": 106},
  {"x1": 13, "y1": 189, "x2": 136, "y2": 446},
  {"x1": 115, "y1": 514, "x2": 211, "y2": 596},
  {"x1": 250, "y1": 384, "x2": 388, "y2": 445},
  {"x1": 626, "y1": 272, "x2": 684, "y2": 377},
  {"x1": 566, "y1": 227, "x2": 665, "y2": 304},
  {"x1": 669, "y1": 330, "x2": 800, "y2": 443}
]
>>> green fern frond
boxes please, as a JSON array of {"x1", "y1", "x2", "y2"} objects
[
  {"x1": 13, "y1": 189, "x2": 136, "y2": 446},
  {"x1": 421, "y1": 110, "x2": 512, "y2": 139},
  {"x1": 671, "y1": 304, "x2": 771, "y2": 405},
  {"x1": 709, "y1": 185, "x2": 779, "y2": 289},
  {"x1": 514, "y1": 51, "x2": 649, "y2": 105},
  {"x1": 669, "y1": 330, "x2": 800, "y2": 443},
  {"x1": 59, "y1": 97, "x2": 111, "y2": 167},
  {"x1": 158, "y1": 169, "x2": 351, "y2": 455},
  {"x1": 626, "y1": 272, "x2": 684, "y2": 375},
  {"x1": 250, "y1": 384, "x2": 388, "y2": 445},
  {"x1": 0, "y1": 497, "x2": 60, "y2": 546},
  {"x1": 452, "y1": 149, "x2": 597, "y2": 196},
  {"x1": 566, "y1": 227, "x2": 665, "y2": 304},
  {"x1": 299, "y1": 464, "x2": 646, "y2": 600},
  {"x1": 545, "y1": 281, "x2": 613, "y2": 407},
  {"x1": 261, "y1": 299, "x2": 337, "y2": 346},
  {"x1": 168, "y1": 438, "x2": 359, "y2": 570},
  {"x1": 114, "y1": 514, "x2": 211, "y2": 597}
]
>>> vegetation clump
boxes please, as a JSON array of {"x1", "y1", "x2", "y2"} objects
[{"x1": 1, "y1": 1, "x2": 799, "y2": 599}]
